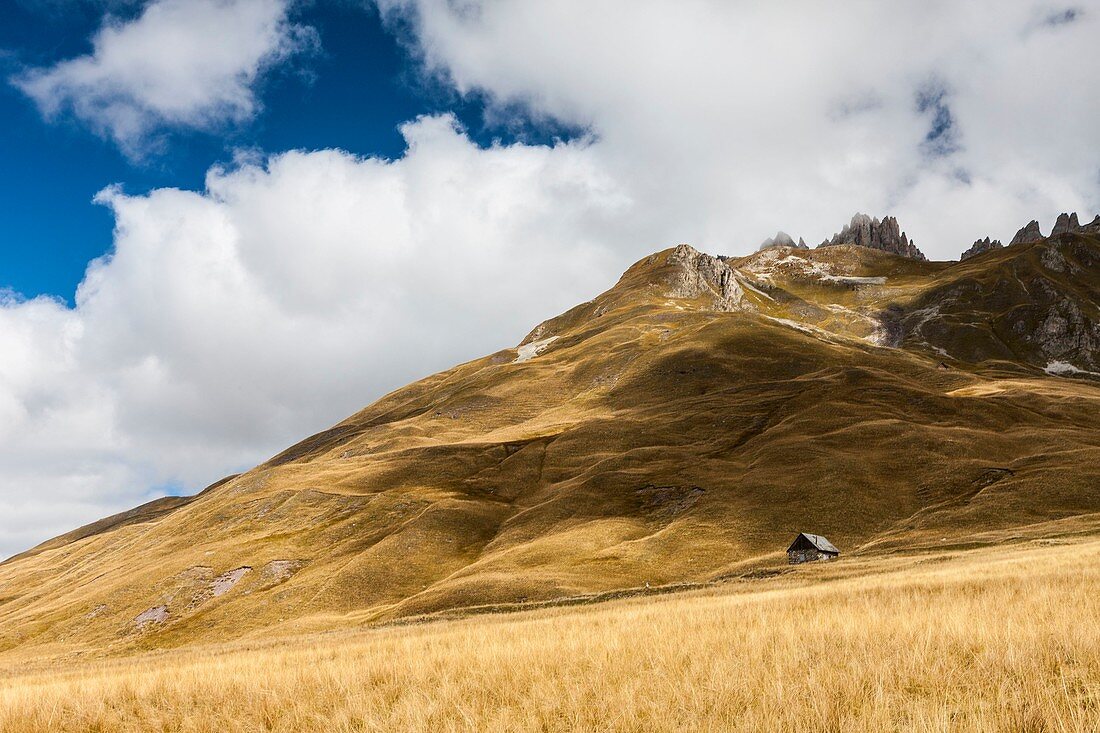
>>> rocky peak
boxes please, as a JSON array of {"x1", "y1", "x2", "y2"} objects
[
  {"x1": 664, "y1": 244, "x2": 745, "y2": 311},
  {"x1": 818, "y1": 213, "x2": 927, "y2": 260},
  {"x1": 758, "y1": 231, "x2": 808, "y2": 251},
  {"x1": 960, "y1": 237, "x2": 1003, "y2": 261},
  {"x1": 1009, "y1": 220, "x2": 1044, "y2": 245},
  {"x1": 1011, "y1": 213, "x2": 1100, "y2": 243},
  {"x1": 1051, "y1": 212, "x2": 1081, "y2": 236},
  {"x1": 758, "y1": 231, "x2": 794, "y2": 250},
  {"x1": 1042, "y1": 211, "x2": 1095, "y2": 236}
]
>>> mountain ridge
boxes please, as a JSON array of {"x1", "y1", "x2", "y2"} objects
[
  {"x1": 818, "y1": 213, "x2": 926, "y2": 260},
  {"x1": 3, "y1": 221, "x2": 1100, "y2": 657}
]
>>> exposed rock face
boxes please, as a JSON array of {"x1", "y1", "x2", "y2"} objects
[
  {"x1": 819, "y1": 213, "x2": 926, "y2": 260},
  {"x1": 960, "y1": 237, "x2": 1003, "y2": 261},
  {"x1": 665, "y1": 244, "x2": 746, "y2": 311},
  {"x1": 901, "y1": 236, "x2": 1100, "y2": 373},
  {"x1": 1026, "y1": 256, "x2": 1100, "y2": 371},
  {"x1": 1051, "y1": 212, "x2": 1081, "y2": 236},
  {"x1": 1009, "y1": 220, "x2": 1044, "y2": 245}
]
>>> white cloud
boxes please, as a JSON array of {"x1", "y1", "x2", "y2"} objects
[
  {"x1": 5, "y1": 1, "x2": 1100, "y2": 557},
  {"x1": 377, "y1": 0, "x2": 1100, "y2": 258},
  {"x1": 12, "y1": 0, "x2": 316, "y2": 156},
  {"x1": 0, "y1": 115, "x2": 632, "y2": 557}
]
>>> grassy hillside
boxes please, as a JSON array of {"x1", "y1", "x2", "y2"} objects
[
  {"x1": 2, "y1": 534, "x2": 1099, "y2": 732},
  {"x1": 2, "y1": 233, "x2": 1100, "y2": 657}
]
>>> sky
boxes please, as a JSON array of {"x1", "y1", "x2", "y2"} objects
[{"x1": 0, "y1": 0, "x2": 1098, "y2": 557}]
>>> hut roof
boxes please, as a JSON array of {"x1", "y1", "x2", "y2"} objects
[{"x1": 788, "y1": 533, "x2": 839, "y2": 554}]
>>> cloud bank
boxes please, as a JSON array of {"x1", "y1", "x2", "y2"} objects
[
  {"x1": 13, "y1": 0, "x2": 316, "y2": 156},
  {"x1": 378, "y1": 0, "x2": 1100, "y2": 257},
  {"x1": 0, "y1": 116, "x2": 631, "y2": 556},
  {"x1": 4, "y1": 1, "x2": 1100, "y2": 556}
]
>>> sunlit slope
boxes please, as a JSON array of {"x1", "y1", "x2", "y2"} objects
[{"x1": 2, "y1": 235, "x2": 1100, "y2": 654}]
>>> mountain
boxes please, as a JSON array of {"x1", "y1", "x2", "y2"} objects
[
  {"x1": 757, "y1": 231, "x2": 807, "y2": 251},
  {"x1": 819, "y1": 213, "x2": 926, "y2": 260},
  {"x1": 3, "y1": 221, "x2": 1100, "y2": 656}
]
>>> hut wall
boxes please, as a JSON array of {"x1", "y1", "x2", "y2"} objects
[
  {"x1": 788, "y1": 548, "x2": 820, "y2": 564},
  {"x1": 788, "y1": 548, "x2": 838, "y2": 564}
]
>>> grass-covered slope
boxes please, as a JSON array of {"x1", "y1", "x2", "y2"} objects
[
  {"x1": 4, "y1": 535, "x2": 1100, "y2": 732},
  {"x1": 2, "y1": 234, "x2": 1100, "y2": 656}
]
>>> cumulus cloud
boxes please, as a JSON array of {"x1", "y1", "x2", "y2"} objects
[
  {"x1": 6, "y1": 1, "x2": 1100, "y2": 556},
  {"x1": 0, "y1": 115, "x2": 633, "y2": 557},
  {"x1": 12, "y1": 0, "x2": 316, "y2": 156},
  {"x1": 377, "y1": 0, "x2": 1100, "y2": 258}
]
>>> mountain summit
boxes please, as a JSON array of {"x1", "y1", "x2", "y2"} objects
[
  {"x1": 819, "y1": 213, "x2": 926, "y2": 260},
  {"x1": 2, "y1": 220, "x2": 1100, "y2": 655},
  {"x1": 757, "y1": 231, "x2": 807, "y2": 251}
]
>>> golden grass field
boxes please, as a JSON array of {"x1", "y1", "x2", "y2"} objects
[{"x1": 3, "y1": 535, "x2": 1099, "y2": 732}]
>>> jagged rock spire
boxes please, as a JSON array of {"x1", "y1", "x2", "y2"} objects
[
  {"x1": 818, "y1": 213, "x2": 926, "y2": 260},
  {"x1": 1052, "y1": 212, "x2": 1081, "y2": 236},
  {"x1": 1009, "y1": 220, "x2": 1044, "y2": 245},
  {"x1": 1010, "y1": 213, "x2": 1098, "y2": 244},
  {"x1": 960, "y1": 237, "x2": 1003, "y2": 261}
]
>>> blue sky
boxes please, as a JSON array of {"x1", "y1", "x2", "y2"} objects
[
  {"x1": 0, "y1": 0, "x2": 574, "y2": 302},
  {"x1": 0, "y1": 0, "x2": 1097, "y2": 557}
]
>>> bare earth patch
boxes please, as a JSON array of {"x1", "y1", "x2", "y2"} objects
[
  {"x1": 211, "y1": 568, "x2": 251, "y2": 597},
  {"x1": 132, "y1": 605, "x2": 167, "y2": 627}
]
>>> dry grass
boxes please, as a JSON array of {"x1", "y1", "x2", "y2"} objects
[{"x1": 3, "y1": 538, "x2": 1099, "y2": 732}]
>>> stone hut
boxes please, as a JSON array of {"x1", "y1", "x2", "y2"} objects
[{"x1": 787, "y1": 533, "x2": 839, "y2": 564}]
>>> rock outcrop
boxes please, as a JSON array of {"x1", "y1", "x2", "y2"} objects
[
  {"x1": 1050, "y1": 212, "x2": 1100, "y2": 236},
  {"x1": 1013, "y1": 213, "x2": 1100, "y2": 242},
  {"x1": 960, "y1": 237, "x2": 1003, "y2": 261},
  {"x1": 819, "y1": 213, "x2": 926, "y2": 260},
  {"x1": 665, "y1": 244, "x2": 746, "y2": 311},
  {"x1": 1051, "y1": 212, "x2": 1081, "y2": 236},
  {"x1": 758, "y1": 231, "x2": 795, "y2": 250},
  {"x1": 1009, "y1": 220, "x2": 1044, "y2": 245}
]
